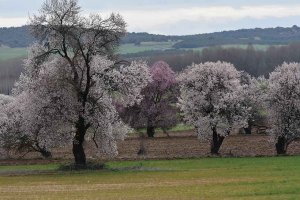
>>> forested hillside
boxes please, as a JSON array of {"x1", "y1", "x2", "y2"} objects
[
  {"x1": 0, "y1": 26, "x2": 34, "y2": 47},
  {"x1": 2, "y1": 25, "x2": 300, "y2": 48},
  {"x1": 173, "y1": 25, "x2": 300, "y2": 48}
]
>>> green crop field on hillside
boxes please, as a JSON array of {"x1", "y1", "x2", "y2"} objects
[
  {"x1": 118, "y1": 41, "x2": 178, "y2": 54},
  {"x1": 190, "y1": 44, "x2": 283, "y2": 52},
  {"x1": 1, "y1": 156, "x2": 300, "y2": 199},
  {"x1": 0, "y1": 43, "x2": 283, "y2": 62},
  {"x1": 0, "y1": 47, "x2": 27, "y2": 61},
  {"x1": 0, "y1": 42, "x2": 177, "y2": 61}
]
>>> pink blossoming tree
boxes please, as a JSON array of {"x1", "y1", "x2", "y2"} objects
[{"x1": 119, "y1": 61, "x2": 179, "y2": 137}]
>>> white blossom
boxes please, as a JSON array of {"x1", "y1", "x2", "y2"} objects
[
  {"x1": 8, "y1": 44, "x2": 150, "y2": 158},
  {"x1": 178, "y1": 61, "x2": 250, "y2": 153},
  {"x1": 240, "y1": 74, "x2": 269, "y2": 133},
  {"x1": 267, "y1": 62, "x2": 300, "y2": 153},
  {"x1": 0, "y1": 94, "x2": 14, "y2": 157},
  {"x1": 1, "y1": 0, "x2": 150, "y2": 163}
]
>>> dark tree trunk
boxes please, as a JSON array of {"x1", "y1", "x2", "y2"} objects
[
  {"x1": 32, "y1": 141, "x2": 52, "y2": 159},
  {"x1": 39, "y1": 148, "x2": 52, "y2": 158},
  {"x1": 211, "y1": 127, "x2": 225, "y2": 155},
  {"x1": 147, "y1": 126, "x2": 155, "y2": 137},
  {"x1": 244, "y1": 127, "x2": 251, "y2": 135},
  {"x1": 244, "y1": 121, "x2": 252, "y2": 134},
  {"x1": 275, "y1": 136, "x2": 288, "y2": 155},
  {"x1": 73, "y1": 116, "x2": 87, "y2": 167},
  {"x1": 137, "y1": 134, "x2": 146, "y2": 155}
]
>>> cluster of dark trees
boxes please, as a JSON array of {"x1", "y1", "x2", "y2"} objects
[
  {"x1": 0, "y1": 26, "x2": 34, "y2": 47},
  {"x1": 145, "y1": 43, "x2": 300, "y2": 77},
  {"x1": 0, "y1": 58, "x2": 24, "y2": 94},
  {"x1": 121, "y1": 32, "x2": 179, "y2": 45}
]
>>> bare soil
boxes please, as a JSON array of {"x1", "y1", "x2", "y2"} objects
[{"x1": 1, "y1": 130, "x2": 300, "y2": 165}]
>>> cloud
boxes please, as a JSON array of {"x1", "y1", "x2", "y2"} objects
[
  {"x1": 1, "y1": 3, "x2": 300, "y2": 34},
  {"x1": 0, "y1": 17, "x2": 28, "y2": 27},
  {"x1": 96, "y1": 4, "x2": 300, "y2": 34}
]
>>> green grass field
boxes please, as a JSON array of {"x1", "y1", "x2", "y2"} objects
[
  {"x1": 221, "y1": 44, "x2": 284, "y2": 50},
  {"x1": 0, "y1": 42, "x2": 177, "y2": 61},
  {"x1": 0, "y1": 43, "x2": 283, "y2": 61},
  {"x1": 190, "y1": 44, "x2": 283, "y2": 52},
  {"x1": 0, "y1": 47, "x2": 27, "y2": 61},
  {"x1": 118, "y1": 41, "x2": 178, "y2": 54},
  {"x1": 1, "y1": 156, "x2": 300, "y2": 199}
]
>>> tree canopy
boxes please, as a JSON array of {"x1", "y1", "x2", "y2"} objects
[
  {"x1": 118, "y1": 61, "x2": 179, "y2": 137},
  {"x1": 178, "y1": 62, "x2": 250, "y2": 154},
  {"x1": 267, "y1": 62, "x2": 300, "y2": 154},
  {"x1": 0, "y1": 0, "x2": 151, "y2": 166}
]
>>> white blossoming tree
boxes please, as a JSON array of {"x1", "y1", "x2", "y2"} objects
[
  {"x1": 1, "y1": 89, "x2": 73, "y2": 158},
  {"x1": 0, "y1": 94, "x2": 13, "y2": 106},
  {"x1": 178, "y1": 62, "x2": 249, "y2": 154},
  {"x1": 11, "y1": 0, "x2": 150, "y2": 166},
  {"x1": 0, "y1": 94, "x2": 14, "y2": 157},
  {"x1": 267, "y1": 62, "x2": 300, "y2": 155},
  {"x1": 241, "y1": 73, "x2": 268, "y2": 134}
]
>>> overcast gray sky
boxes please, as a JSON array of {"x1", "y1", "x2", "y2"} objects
[{"x1": 1, "y1": 0, "x2": 300, "y2": 35}]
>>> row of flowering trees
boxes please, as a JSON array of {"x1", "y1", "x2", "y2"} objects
[
  {"x1": 1, "y1": 0, "x2": 300, "y2": 167},
  {"x1": 1, "y1": 58, "x2": 299, "y2": 161},
  {"x1": 179, "y1": 61, "x2": 300, "y2": 155}
]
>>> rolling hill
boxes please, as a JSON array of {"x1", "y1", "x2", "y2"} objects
[{"x1": 1, "y1": 25, "x2": 300, "y2": 49}]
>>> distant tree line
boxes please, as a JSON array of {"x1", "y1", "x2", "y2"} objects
[
  {"x1": 146, "y1": 43, "x2": 300, "y2": 77},
  {"x1": 121, "y1": 32, "x2": 180, "y2": 44},
  {"x1": 3, "y1": 43, "x2": 300, "y2": 94},
  {"x1": 0, "y1": 57, "x2": 24, "y2": 94}
]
